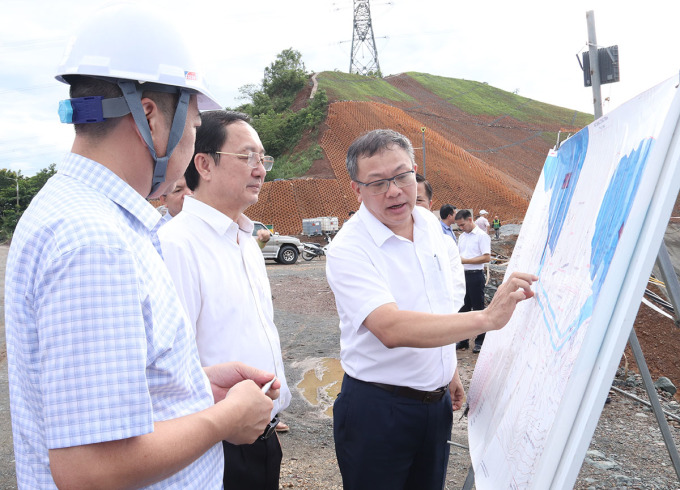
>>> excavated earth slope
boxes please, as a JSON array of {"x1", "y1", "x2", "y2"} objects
[
  {"x1": 248, "y1": 100, "x2": 538, "y2": 234},
  {"x1": 247, "y1": 73, "x2": 586, "y2": 235}
]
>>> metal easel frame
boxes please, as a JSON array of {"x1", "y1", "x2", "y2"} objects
[{"x1": 457, "y1": 239, "x2": 680, "y2": 489}]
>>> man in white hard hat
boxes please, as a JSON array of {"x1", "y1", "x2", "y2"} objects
[
  {"x1": 475, "y1": 209, "x2": 490, "y2": 233},
  {"x1": 5, "y1": 5, "x2": 279, "y2": 489}
]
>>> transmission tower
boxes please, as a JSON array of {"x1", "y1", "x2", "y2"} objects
[{"x1": 349, "y1": 0, "x2": 381, "y2": 76}]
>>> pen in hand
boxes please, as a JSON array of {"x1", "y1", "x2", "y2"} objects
[{"x1": 261, "y1": 377, "x2": 277, "y2": 393}]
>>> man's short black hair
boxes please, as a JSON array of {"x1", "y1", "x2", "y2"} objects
[
  {"x1": 439, "y1": 203, "x2": 456, "y2": 220},
  {"x1": 415, "y1": 174, "x2": 433, "y2": 202},
  {"x1": 66, "y1": 76, "x2": 179, "y2": 140},
  {"x1": 346, "y1": 129, "x2": 414, "y2": 181},
  {"x1": 455, "y1": 209, "x2": 472, "y2": 221},
  {"x1": 185, "y1": 110, "x2": 251, "y2": 191}
]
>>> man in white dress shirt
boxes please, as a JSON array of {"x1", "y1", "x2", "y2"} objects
[
  {"x1": 158, "y1": 110, "x2": 291, "y2": 490},
  {"x1": 326, "y1": 129, "x2": 537, "y2": 490},
  {"x1": 157, "y1": 175, "x2": 192, "y2": 226},
  {"x1": 455, "y1": 208, "x2": 492, "y2": 353},
  {"x1": 475, "y1": 209, "x2": 490, "y2": 233}
]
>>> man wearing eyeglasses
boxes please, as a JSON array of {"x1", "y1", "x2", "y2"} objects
[
  {"x1": 326, "y1": 129, "x2": 537, "y2": 490},
  {"x1": 158, "y1": 110, "x2": 290, "y2": 490}
]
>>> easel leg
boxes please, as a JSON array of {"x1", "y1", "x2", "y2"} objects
[
  {"x1": 628, "y1": 328, "x2": 680, "y2": 481},
  {"x1": 655, "y1": 241, "x2": 680, "y2": 325},
  {"x1": 461, "y1": 465, "x2": 474, "y2": 490}
]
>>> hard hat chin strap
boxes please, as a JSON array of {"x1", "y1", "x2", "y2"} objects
[{"x1": 117, "y1": 80, "x2": 191, "y2": 197}]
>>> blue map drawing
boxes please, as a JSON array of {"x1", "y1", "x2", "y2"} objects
[
  {"x1": 468, "y1": 75, "x2": 680, "y2": 490},
  {"x1": 536, "y1": 131, "x2": 655, "y2": 350}
]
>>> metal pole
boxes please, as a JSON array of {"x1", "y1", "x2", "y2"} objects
[
  {"x1": 586, "y1": 10, "x2": 603, "y2": 119},
  {"x1": 421, "y1": 127, "x2": 426, "y2": 178},
  {"x1": 16, "y1": 178, "x2": 19, "y2": 207},
  {"x1": 461, "y1": 466, "x2": 475, "y2": 490},
  {"x1": 628, "y1": 328, "x2": 680, "y2": 481},
  {"x1": 655, "y1": 241, "x2": 680, "y2": 325}
]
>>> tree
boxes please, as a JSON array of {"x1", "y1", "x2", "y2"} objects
[
  {"x1": 234, "y1": 49, "x2": 328, "y2": 176},
  {"x1": 262, "y1": 48, "x2": 308, "y2": 113},
  {"x1": 0, "y1": 164, "x2": 57, "y2": 242}
]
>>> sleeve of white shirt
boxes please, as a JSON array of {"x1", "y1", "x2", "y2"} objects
[
  {"x1": 326, "y1": 240, "x2": 397, "y2": 332},
  {"x1": 445, "y1": 235, "x2": 466, "y2": 311},
  {"x1": 480, "y1": 232, "x2": 491, "y2": 255},
  {"x1": 159, "y1": 236, "x2": 202, "y2": 336}
]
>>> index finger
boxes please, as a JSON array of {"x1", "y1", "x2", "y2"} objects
[{"x1": 508, "y1": 271, "x2": 539, "y2": 283}]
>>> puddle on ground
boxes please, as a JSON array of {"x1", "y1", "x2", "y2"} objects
[{"x1": 295, "y1": 357, "x2": 344, "y2": 417}]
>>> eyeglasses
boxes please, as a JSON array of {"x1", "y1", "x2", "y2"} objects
[
  {"x1": 215, "y1": 151, "x2": 274, "y2": 171},
  {"x1": 354, "y1": 170, "x2": 416, "y2": 195}
]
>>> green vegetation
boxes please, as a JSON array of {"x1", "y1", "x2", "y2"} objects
[
  {"x1": 233, "y1": 53, "x2": 593, "y2": 183},
  {"x1": 235, "y1": 49, "x2": 329, "y2": 181},
  {"x1": 317, "y1": 71, "x2": 413, "y2": 102},
  {"x1": 405, "y1": 72, "x2": 592, "y2": 127},
  {"x1": 267, "y1": 143, "x2": 324, "y2": 181},
  {"x1": 0, "y1": 165, "x2": 57, "y2": 242}
]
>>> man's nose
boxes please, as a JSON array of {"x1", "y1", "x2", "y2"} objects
[{"x1": 385, "y1": 180, "x2": 401, "y2": 197}]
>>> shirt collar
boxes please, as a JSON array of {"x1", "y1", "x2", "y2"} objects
[
  {"x1": 181, "y1": 196, "x2": 253, "y2": 236},
  {"x1": 357, "y1": 202, "x2": 424, "y2": 247},
  {"x1": 59, "y1": 152, "x2": 161, "y2": 231}
]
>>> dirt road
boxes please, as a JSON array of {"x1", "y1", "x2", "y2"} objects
[{"x1": 3, "y1": 251, "x2": 680, "y2": 488}]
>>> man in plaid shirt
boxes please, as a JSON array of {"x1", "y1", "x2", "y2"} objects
[{"x1": 5, "y1": 5, "x2": 279, "y2": 488}]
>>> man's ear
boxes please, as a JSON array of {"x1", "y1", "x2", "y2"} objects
[
  {"x1": 141, "y1": 97, "x2": 169, "y2": 157},
  {"x1": 193, "y1": 153, "x2": 212, "y2": 182},
  {"x1": 350, "y1": 181, "x2": 362, "y2": 203}
]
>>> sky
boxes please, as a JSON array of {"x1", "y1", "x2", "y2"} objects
[{"x1": 2, "y1": 0, "x2": 679, "y2": 176}]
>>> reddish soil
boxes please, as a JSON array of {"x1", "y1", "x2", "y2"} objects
[
  {"x1": 249, "y1": 73, "x2": 576, "y2": 235},
  {"x1": 626, "y1": 302, "x2": 680, "y2": 398},
  {"x1": 249, "y1": 72, "x2": 680, "y2": 391}
]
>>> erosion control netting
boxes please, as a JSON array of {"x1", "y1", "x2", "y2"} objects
[
  {"x1": 248, "y1": 99, "x2": 532, "y2": 235},
  {"x1": 382, "y1": 73, "x2": 582, "y2": 192}
]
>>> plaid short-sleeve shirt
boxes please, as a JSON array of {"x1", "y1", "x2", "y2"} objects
[{"x1": 5, "y1": 153, "x2": 222, "y2": 489}]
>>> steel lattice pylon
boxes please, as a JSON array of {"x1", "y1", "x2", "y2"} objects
[{"x1": 349, "y1": 0, "x2": 381, "y2": 77}]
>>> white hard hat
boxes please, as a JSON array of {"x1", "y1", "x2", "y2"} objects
[
  {"x1": 480, "y1": 210, "x2": 488, "y2": 215},
  {"x1": 56, "y1": 3, "x2": 220, "y2": 110},
  {"x1": 55, "y1": 3, "x2": 222, "y2": 196}
]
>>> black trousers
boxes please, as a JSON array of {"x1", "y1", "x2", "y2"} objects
[
  {"x1": 460, "y1": 270, "x2": 486, "y2": 346},
  {"x1": 334, "y1": 374, "x2": 453, "y2": 490},
  {"x1": 222, "y1": 433, "x2": 282, "y2": 490}
]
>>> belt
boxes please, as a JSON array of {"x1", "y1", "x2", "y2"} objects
[
  {"x1": 258, "y1": 415, "x2": 279, "y2": 440},
  {"x1": 369, "y1": 381, "x2": 448, "y2": 404},
  {"x1": 464, "y1": 269, "x2": 484, "y2": 274}
]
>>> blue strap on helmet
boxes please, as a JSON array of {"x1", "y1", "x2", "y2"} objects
[{"x1": 58, "y1": 96, "x2": 130, "y2": 124}]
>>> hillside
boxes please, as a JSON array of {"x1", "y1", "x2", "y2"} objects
[{"x1": 247, "y1": 72, "x2": 593, "y2": 234}]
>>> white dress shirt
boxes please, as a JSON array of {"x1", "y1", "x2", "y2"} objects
[
  {"x1": 158, "y1": 197, "x2": 291, "y2": 417},
  {"x1": 326, "y1": 204, "x2": 465, "y2": 391},
  {"x1": 458, "y1": 226, "x2": 491, "y2": 271},
  {"x1": 475, "y1": 216, "x2": 490, "y2": 232}
]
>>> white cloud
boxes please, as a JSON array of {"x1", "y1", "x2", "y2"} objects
[{"x1": 2, "y1": 0, "x2": 679, "y2": 175}]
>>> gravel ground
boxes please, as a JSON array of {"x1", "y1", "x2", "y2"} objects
[
  {"x1": 270, "y1": 257, "x2": 680, "y2": 490},
  {"x1": 2, "y1": 248, "x2": 680, "y2": 488}
]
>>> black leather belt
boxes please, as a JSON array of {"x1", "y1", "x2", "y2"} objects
[
  {"x1": 464, "y1": 270, "x2": 484, "y2": 274},
  {"x1": 369, "y1": 382, "x2": 448, "y2": 404}
]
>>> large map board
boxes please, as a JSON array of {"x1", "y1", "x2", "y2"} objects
[{"x1": 467, "y1": 76, "x2": 680, "y2": 489}]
